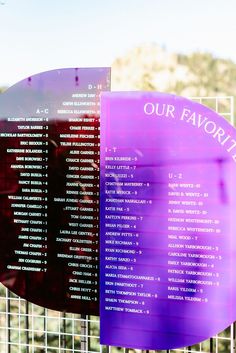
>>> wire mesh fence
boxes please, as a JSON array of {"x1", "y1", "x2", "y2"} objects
[
  {"x1": 0, "y1": 95, "x2": 234, "y2": 353},
  {"x1": 0, "y1": 284, "x2": 235, "y2": 353}
]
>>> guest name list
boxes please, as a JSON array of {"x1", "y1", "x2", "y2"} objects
[
  {"x1": 100, "y1": 92, "x2": 236, "y2": 350},
  {"x1": 0, "y1": 68, "x2": 110, "y2": 314}
]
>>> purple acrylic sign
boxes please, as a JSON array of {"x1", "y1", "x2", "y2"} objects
[
  {"x1": 0, "y1": 67, "x2": 110, "y2": 314},
  {"x1": 100, "y1": 92, "x2": 236, "y2": 349}
]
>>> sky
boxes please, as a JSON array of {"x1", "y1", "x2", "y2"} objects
[{"x1": 0, "y1": 0, "x2": 236, "y2": 86}]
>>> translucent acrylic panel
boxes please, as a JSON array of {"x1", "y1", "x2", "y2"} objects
[{"x1": 0, "y1": 68, "x2": 110, "y2": 315}]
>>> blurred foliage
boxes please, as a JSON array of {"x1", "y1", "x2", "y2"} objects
[
  {"x1": 112, "y1": 43, "x2": 236, "y2": 117},
  {"x1": 0, "y1": 86, "x2": 7, "y2": 93}
]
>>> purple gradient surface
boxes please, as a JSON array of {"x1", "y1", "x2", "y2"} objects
[
  {"x1": 100, "y1": 92, "x2": 236, "y2": 349},
  {"x1": 0, "y1": 67, "x2": 110, "y2": 314}
]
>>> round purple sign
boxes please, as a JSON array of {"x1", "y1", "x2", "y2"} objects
[{"x1": 100, "y1": 92, "x2": 236, "y2": 349}]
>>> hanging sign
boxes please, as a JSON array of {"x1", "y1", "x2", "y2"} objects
[
  {"x1": 0, "y1": 67, "x2": 110, "y2": 314},
  {"x1": 100, "y1": 92, "x2": 236, "y2": 349}
]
